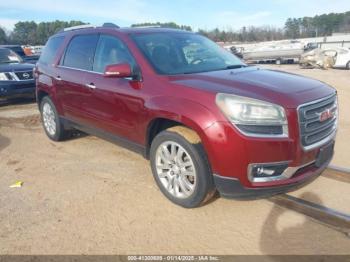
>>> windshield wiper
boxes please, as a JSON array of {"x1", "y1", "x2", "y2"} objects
[
  {"x1": 180, "y1": 65, "x2": 248, "y2": 75},
  {"x1": 225, "y1": 64, "x2": 247, "y2": 69}
]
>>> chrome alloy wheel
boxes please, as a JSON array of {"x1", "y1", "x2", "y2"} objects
[
  {"x1": 155, "y1": 141, "x2": 197, "y2": 199},
  {"x1": 42, "y1": 102, "x2": 56, "y2": 136}
]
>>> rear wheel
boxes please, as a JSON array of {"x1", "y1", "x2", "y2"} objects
[
  {"x1": 40, "y1": 96, "x2": 67, "y2": 141},
  {"x1": 150, "y1": 127, "x2": 215, "y2": 208}
]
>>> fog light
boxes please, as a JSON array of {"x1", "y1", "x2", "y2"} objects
[{"x1": 248, "y1": 162, "x2": 289, "y2": 182}]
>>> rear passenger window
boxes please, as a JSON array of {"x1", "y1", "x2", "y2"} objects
[
  {"x1": 93, "y1": 35, "x2": 136, "y2": 73},
  {"x1": 63, "y1": 34, "x2": 99, "y2": 70},
  {"x1": 39, "y1": 36, "x2": 64, "y2": 64}
]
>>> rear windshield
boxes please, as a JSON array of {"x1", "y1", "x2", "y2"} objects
[
  {"x1": 39, "y1": 36, "x2": 65, "y2": 65},
  {"x1": 9, "y1": 46, "x2": 26, "y2": 57},
  {"x1": 0, "y1": 48, "x2": 22, "y2": 64}
]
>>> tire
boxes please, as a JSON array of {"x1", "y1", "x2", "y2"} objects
[
  {"x1": 346, "y1": 61, "x2": 350, "y2": 70},
  {"x1": 150, "y1": 127, "x2": 215, "y2": 208},
  {"x1": 40, "y1": 96, "x2": 67, "y2": 141}
]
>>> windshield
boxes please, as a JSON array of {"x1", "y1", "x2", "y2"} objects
[
  {"x1": 131, "y1": 32, "x2": 245, "y2": 75},
  {"x1": 0, "y1": 49, "x2": 22, "y2": 64}
]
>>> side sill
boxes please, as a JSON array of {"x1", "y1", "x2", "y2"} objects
[{"x1": 61, "y1": 117, "x2": 147, "y2": 157}]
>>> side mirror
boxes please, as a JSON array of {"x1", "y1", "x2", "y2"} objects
[{"x1": 104, "y1": 63, "x2": 132, "y2": 78}]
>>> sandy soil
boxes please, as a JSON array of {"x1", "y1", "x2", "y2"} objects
[{"x1": 0, "y1": 66, "x2": 350, "y2": 255}]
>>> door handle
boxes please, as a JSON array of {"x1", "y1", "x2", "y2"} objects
[
  {"x1": 85, "y1": 83, "x2": 96, "y2": 89},
  {"x1": 55, "y1": 76, "x2": 62, "y2": 81}
]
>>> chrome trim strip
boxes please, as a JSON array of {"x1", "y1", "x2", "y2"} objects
[
  {"x1": 303, "y1": 129, "x2": 337, "y2": 151},
  {"x1": 248, "y1": 160, "x2": 315, "y2": 183},
  {"x1": 231, "y1": 123, "x2": 289, "y2": 138},
  {"x1": 58, "y1": 65, "x2": 103, "y2": 75},
  {"x1": 297, "y1": 94, "x2": 338, "y2": 151},
  {"x1": 2, "y1": 71, "x2": 34, "y2": 81}
]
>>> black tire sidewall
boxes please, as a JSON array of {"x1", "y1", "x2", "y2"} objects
[
  {"x1": 40, "y1": 96, "x2": 63, "y2": 141},
  {"x1": 150, "y1": 130, "x2": 214, "y2": 208}
]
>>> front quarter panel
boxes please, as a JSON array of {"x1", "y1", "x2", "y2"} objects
[{"x1": 145, "y1": 96, "x2": 220, "y2": 164}]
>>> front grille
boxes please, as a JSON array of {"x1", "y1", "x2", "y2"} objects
[
  {"x1": 14, "y1": 71, "x2": 34, "y2": 80},
  {"x1": 298, "y1": 95, "x2": 337, "y2": 149}
]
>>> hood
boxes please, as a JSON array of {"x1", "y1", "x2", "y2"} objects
[
  {"x1": 169, "y1": 67, "x2": 335, "y2": 108},
  {"x1": 0, "y1": 62, "x2": 34, "y2": 73}
]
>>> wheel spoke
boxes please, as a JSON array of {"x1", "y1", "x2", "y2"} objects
[
  {"x1": 158, "y1": 172, "x2": 168, "y2": 178},
  {"x1": 178, "y1": 177, "x2": 191, "y2": 195},
  {"x1": 170, "y1": 143, "x2": 176, "y2": 159},
  {"x1": 157, "y1": 164, "x2": 170, "y2": 170},
  {"x1": 155, "y1": 141, "x2": 196, "y2": 199},
  {"x1": 162, "y1": 145, "x2": 171, "y2": 158},
  {"x1": 167, "y1": 176, "x2": 175, "y2": 191},
  {"x1": 182, "y1": 170, "x2": 195, "y2": 177}
]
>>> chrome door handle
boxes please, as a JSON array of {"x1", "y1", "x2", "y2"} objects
[
  {"x1": 85, "y1": 83, "x2": 96, "y2": 89},
  {"x1": 55, "y1": 76, "x2": 62, "y2": 81}
]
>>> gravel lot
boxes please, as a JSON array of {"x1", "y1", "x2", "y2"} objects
[{"x1": 0, "y1": 65, "x2": 349, "y2": 255}]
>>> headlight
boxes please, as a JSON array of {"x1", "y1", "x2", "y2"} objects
[
  {"x1": 216, "y1": 93, "x2": 288, "y2": 137},
  {"x1": 0, "y1": 73, "x2": 9, "y2": 81}
]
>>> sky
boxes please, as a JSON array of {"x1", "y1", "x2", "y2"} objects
[{"x1": 0, "y1": 0, "x2": 350, "y2": 31}]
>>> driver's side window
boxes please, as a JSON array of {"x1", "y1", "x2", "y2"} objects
[{"x1": 93, "y1": 35, "x2": 136, "y2": 73}]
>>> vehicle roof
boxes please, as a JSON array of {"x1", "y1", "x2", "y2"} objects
[
  {"x1": 0, "y1": 45, "x2": 22, "y2": 47},
  {"x1": 0, "y1": 47, "x2": 13, "y2": 50},
  {"x1": 55, "y1": 26, "x2": 193, "y2": 37}
]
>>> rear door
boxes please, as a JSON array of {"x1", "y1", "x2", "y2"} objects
[
  {"x1": 83, "y1": 34, "x2": 144, "y2": 143},
  {"x1": 55, "y1": 34, "x2": 99, "y2": 125}
]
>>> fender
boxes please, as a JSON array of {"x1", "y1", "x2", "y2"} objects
[{"x1": 144, "y1": 95, "x2": 220, "y2": 165}]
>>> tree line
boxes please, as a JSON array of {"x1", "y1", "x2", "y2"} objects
[
  {"x1": 0, "y1": 11, "x2": 349, "y2": 45},
  {"x1": 0, "y1": 20, "x2": 85, "y2": 45}
]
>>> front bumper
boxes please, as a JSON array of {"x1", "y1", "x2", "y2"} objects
[
  {"x1": 201, "y1": 118, "x2": 335, "y2": 195},
  {"x1": 213, "y1": 156, "x2": 331, "y2": 199},
  {"x1": 0, "y1": 80, "x2": 35, "y2": 99}
]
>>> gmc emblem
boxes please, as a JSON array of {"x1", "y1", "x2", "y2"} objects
[{"x1": 318, "y1": 109, "x2": 334, "y2": 122}]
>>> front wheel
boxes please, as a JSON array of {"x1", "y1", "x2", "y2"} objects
[{"x1": 150, "y1": 127, "x2": 215, "y2": 208}]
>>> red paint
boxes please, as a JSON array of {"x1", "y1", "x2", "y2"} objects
[{"x1": 36, "y1": 27, "x2": 337, "y2": 191}]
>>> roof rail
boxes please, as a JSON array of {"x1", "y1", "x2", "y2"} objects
[
  {"x1": 132, "y1": 25, "x2": 161, "y2": 28},
  {"x1": 59, "y1": 24, "x2": 95, "y2": 33},
  {"x1": 102, "y1": 23, "x2": 120, "y2": 28},
  {"x1": 58, "y1": 23, "x2": 120, "y2": 33}
]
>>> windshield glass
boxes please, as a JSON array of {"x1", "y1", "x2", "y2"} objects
[
  {"x1": 0, "y1": 49, "x2": 22, "y2": 64},
  {"x1": 131, "y1": 32, "x2": 245, "y2": 75}
]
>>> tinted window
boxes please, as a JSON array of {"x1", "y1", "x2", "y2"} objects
[
  {"x1": 39, "y1": 36, "x2": 64, "y2": 64},
  {"x1": 9, "y1": 46, "x2": 26, "y2": 57},
  {"x1": 93, "y1": 35, "x2": 136, "y2": 73},
  {"x1": 63, "y1": 34, "x2": 99, "y2": 70},
  {"x1": 0, "y1": 48, "x2": 22, "y2": 64},
  {"x1": 131, "y1": 33, "x2": 244, "y2": 75}
]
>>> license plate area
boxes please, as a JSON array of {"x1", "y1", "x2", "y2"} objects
[{"x1": 315, "y1": 142, "x2": 334, "y2": 167}]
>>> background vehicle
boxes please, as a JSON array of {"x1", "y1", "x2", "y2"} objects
[
  {"x1": 300, "y1": 47, "x2": 350, "y2": 69},
  {"x1": 36, "y1": 24, "x2": 337, "y2": 208},
  {"x1": 0, "y1": 47, "x2": 35, "y2": 100},
  {"x1": 0, "y1": 45, "x2": 40, "y2": 64},
  {"x1": 332, "y1": 47, "x2": 350, "y2": 69}
]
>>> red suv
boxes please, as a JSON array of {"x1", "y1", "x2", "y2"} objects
[{"x1": 35, "y1": 24, "x2": 338, "y2": 208}]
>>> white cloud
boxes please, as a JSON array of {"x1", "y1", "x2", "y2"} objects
[
  {"x1": 0, "y1": 0, "x2": 167, "y2": 28},
  {"x1": 0, "y1": 18, "x2": 19, "y2": 31},
  {"x1": 205, "y1": 10, "x2": 272, "y2": 30}
]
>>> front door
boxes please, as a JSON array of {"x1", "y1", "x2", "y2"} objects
[{"x1": 83, "y1": 34, "x2": 144, "y2": 144}]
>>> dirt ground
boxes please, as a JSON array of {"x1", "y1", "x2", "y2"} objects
[{"x1": 0, "y1": 66, "x2": 350, "y2": 255}]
